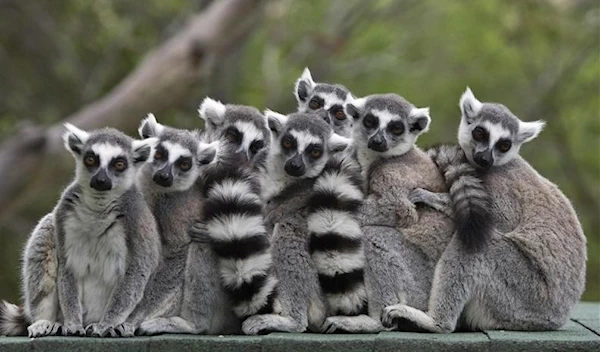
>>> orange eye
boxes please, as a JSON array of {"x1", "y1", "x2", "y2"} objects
[
  {"x1": 282, "y1": 139, "x2": 293, "y2": 149},
  {"x1": 84, "y1": 156, "x2": 96, "y2": 167},
  {"x1": 334, "y1": 110, "x2": 346, "y2": 120},
  {"x1": 180, "y1": 161, "x2": 191, "y2": 171},
  {"x1": 496, "y1": 140, "x2": 512, "y2": 153},
  {"x1": 309, "y1": 99, "x2": 321, "y2": 110},
  {"x1": 114, "y1": 160, "x2": 127, "y2": 172},
  {"x1": 310, "y1": 149, "x2": 322, "y2": 159}
]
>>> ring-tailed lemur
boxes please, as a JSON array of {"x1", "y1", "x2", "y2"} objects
[
  {"x1": 344, "y1": 93, "x2": 456, "y2": 331},
  {"x1": 382, "y1": 88, "x2": 586, "y2": 332},
  {"x1": 1, "y1": 125, "x2": 161, "y2": 338},
  {"x1": 294, "y1": 68, "x2": 354, "y2": 137},
  {"x1": 241, "y1": 111, "x2": 378, "y2": 334},
  {"x1": 125, "y1": 114, "x2": 236, "y2": 335}
]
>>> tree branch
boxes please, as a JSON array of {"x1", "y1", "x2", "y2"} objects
[{"x1": 0, "y1": 0, "x2": 266, "y2": 211}]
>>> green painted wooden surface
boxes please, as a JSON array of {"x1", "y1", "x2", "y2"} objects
[{"x1": 1, "y1": 302, "x2": 598, "y2": 352}]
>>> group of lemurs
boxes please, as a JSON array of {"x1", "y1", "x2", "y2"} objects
[{"x1": 0, "y1": 68, "x2": 586, "y2": 338}]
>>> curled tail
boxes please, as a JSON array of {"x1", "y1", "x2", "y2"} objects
[
  {"x1": 0, "y1": 301, "x2": 28, "y2": 336},
  {"x1": 307, "y1": 153, "x2": 368, "y2": 315},
  {"x1": 428, "y1": 144, "x2": 493, "y2": 251},
  {"x1": 201, "y1": 154, "x2": 277, "y2": 319}
]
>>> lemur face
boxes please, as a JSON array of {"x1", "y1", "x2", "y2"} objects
[
  {"x1": 138, "y1": 114, "x2": 217, "y2": 192},
  {"x1": 457, "y1": 88, "x2": 545, "y2": 170},
  {"x1": 346, "y1": 94, "x2": 430, "y2": 157},
  {"x1": 63, "y1": 124, "x2": 156, "y2": 193},
  {"x1": 265, "y1": 111, "x2": 350, "y2": 178},
  {"x1": 198, "y1": 98, "x2": 269, "y2": 167},
  {"x1": 294, "y1": 68, "x2": 354, "y2": 137}
]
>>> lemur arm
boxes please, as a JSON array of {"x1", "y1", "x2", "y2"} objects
[
  {"x1": 54, "y1": 204, "x2": 85, "y2": 336},
  {"x1": 409, "y1": 188, "x2": 454, "y2": 219},
  {"x1": 90, "y1": 203, "x2": 160, "y2": 336}
]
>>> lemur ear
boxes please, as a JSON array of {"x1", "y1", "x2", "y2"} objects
[
  {"x1": 517, "y1": 120, "x2": 545, "y2": 144},
  {"x1": 138, "y1": 113, "x2": 164, "y2": 139},
  {"x1": 459, "y1": 87, "x2": 482, "y2": 123},
  {"x1": 63, "y1": 123, "x2": 89, "y2": 155},
  {"x1": 345, "y1": 97, "x2": 366, "y2": 121},
  {"x1": 132, "y1": 137, "x2": 158, "y2": 164},
  {"x1": 328, "y1": 133, "x2": 351, "y2": 152},
  {"x1": 408, "y1": 107, "x2": 431, "y2": 135},
  {"x1": 198, "y1": 97, "x2": 227, "y2": 128},
  {"x1": 264, "y1": 109, "x2": 288, "y2": 136},
  {"x1": 198, "y1": 140, "x2": 219, "y2": 165},
  {"x1": 294, "y1": 67, "x2": 316, "y2": 103}
]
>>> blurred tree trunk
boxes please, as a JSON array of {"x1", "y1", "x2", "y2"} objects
[{"x1": 0, "y1": 0, "x2": 267, "y2": 221}]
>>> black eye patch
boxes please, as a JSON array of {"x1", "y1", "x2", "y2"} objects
[
  {"x1": 154, "y1": 145, "x2": 168, "y2": 162},
  {"x1": 363, "y1": 113, "x2": 379, "y2": 129},
  {"x1": 176, "y1": 156, "x2": 193, "y2": 171},
  {"x1": 249, "y1": 140, "x2": 265, "y2": 154},
  {"x1": 280, "y1": 134, "x2": 297, "y2": 151},
  {"x1": 224, "y1": 127, "x2": 243, "y2": 145},
  {"x1": 306, "y1": 143, "x2": 324, "y2": 159},
  {"x1": 83, "y1": 152, "x2": 99, "y2": 169},
  {"x1": 388, "y1": 121, "x2": 405, "y2": 135},
  {"x1": 111, "y1": 157, "x2": 128, "y2": 172},
  {"x1": 309, "y1": 96, "x2": 325, "y2": 110}
]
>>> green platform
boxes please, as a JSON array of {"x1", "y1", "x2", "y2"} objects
[{"x1": 1, "y1": 302, "x2": 598, "y2": 352}]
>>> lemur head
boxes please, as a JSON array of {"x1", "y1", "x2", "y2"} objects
[
  {"x1": 457, "y1": 87, "x2": 545, "y2": 170},
  {"x1": 198, "y1": 97, "x2": 270, "y2": 167},
  {"x1": 265, "y1": 110, "x2": 350, "y2": 178},
  {"x1": 138, "y1": 114, "x2": 217, "y2": 192},
  {"x1": 346, "y1": 93, "x2": 431, "y2": 157},
  {"x1": 294, "y1": 67, "x2": 354, "y2": 137},
  {"x1": 63, "y1": 123, "x2": 157, "y2": 194}
]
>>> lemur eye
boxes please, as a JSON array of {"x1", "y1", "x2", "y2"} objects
[
  {"x1": 496, "y1": 140, "x2": 512, "y2": 153},
  {"x1": 334, "y1": 110, "x2": 346, "y2": 120},
  {"x1": 310, "y1": 149, "x2": 322, "y2": 159},
  {"x1": 113, "y1": 159, "x2": 127, "y2": 172},
  {"x1": 225, "y1": 128, "x2": 242, "y2": 144},
  {"x1": 282, "y1": 138, "x2": 293, "y2": 150},
  {"x1": 363, "y1": 114, "x2": 377, "y2": 129},
  {"x1": 249, "y1": 140, "x2": 265, "y2": 154},
  {"x1": 472, "y1": 127, "x2": 487, "y2": 142},
  {"x1": 179, "y1": 160, "x2": 192, "y2": 171},
  {"x1": 84, "y1": 155, "x2": 96, "y2": 167},
  {"x1": 154, "y1": 151, "x2": 163, "y2": 160},
  {"x1": 389, "y1": 123, "x2": 405, "y2": 136},
  {"x1": 309, "y1": 99, "x2": 321, "y2": 110}
]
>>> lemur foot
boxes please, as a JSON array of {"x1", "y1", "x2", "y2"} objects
[
  {"x1": 85, "y1": 322, "x2": 132, "y2": 337},
  {"x1": 382, "y1": 304, "x2": 445, "y2": 333},
  {"x1": 28, "y1": 320, "x2": 63, "y2": 338},
  {"x1": 63, "y1": 322, "x2": 85, "y2": 336},
  {"x1": 322, "y1": 315, "x2": 383, "y2": 334},
  {"x1": 242, "y1": 314, "x2": 303, "y2": 335}
]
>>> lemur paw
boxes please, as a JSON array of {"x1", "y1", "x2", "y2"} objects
[
  {"x1": 85, "y1": 323, "x2": 123, "y2": 337},
  {"x1": 113, "y1": 322, "x2": 136, "y2": 337},
  {"x1": 322, "y1": 316, "x2": 352, "y2": 334},
  {"x1": 63, "y1": 323, "x2": 85, "y2": 336},
  {"x1": 242, "y1": 314, "x2": 286, "y2": 335},
  {"x1": 189, "y1": 222, "x2": 211, "y2": 243},
  {"x1": 28, "y1": 320, "x2": 63, "y2": 338},
  {"x1": 382, "y1": 304, "x2": 440, "y2": 332},
  {"x1": 408, "y1": 188, "x2": 432, "y2": 205},
  {"x1": 137, "y1": 319, "x2": 163, "y2": 336}
]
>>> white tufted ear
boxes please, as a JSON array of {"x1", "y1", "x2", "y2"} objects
[
  {"x1": 198, "y1": 140, "x2": 219, "y2": 165},
  {"x1": 63, "y1": 123, "x2": 89, "y2": 155},
  {"x1": 408, "y1": 107, "x2": 431, "y2": 135},
  {"x1": 132, "y1": 137, "x2": 159, "y2": 164},
  {"x1": 294, "y1": 67, "x2": 316, "y2": 103},
  {"x1": 264, "y1": 109, "x2": 289, "y2": 136},
  {"x1": 459, "y1": 87, "x2": 483, "y2": 123},
  {"x1": 517, "y1": 120, "x2": 545, "y2": 144},
  {"x1": 345, "y1": 97, "x2": 367, "y2": 121},
  {"x1": 198, "y1": 97, "x2": 227, "y2": 127},
  {"x1": 138, "y1": 113, "x2": 165, "y2": 139},
  {"x1": 328, "y1": 133, "x2": 351, "y2": 152}
]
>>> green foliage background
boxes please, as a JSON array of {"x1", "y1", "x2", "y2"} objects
[{"x1": 0, "y1": 0, "x2": 598, "y2": 301}]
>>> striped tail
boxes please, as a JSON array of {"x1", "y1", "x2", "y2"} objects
[
  {"x1": 428, "y1": 144, "x2": 493, "y2": 251},
  {"x1": 0, "y1": 301, "x2": 28, "y2": 336},
  {"x1": 201, "y1": 155, "x2": 277, "y2": 319},
  {"x1": 307, "y1": 153, "x2": 368, "y2": 316}
]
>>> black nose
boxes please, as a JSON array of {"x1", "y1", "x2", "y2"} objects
[
  {"x1": 90, "y1": 176, "x2": 112, "y2": 191},
  {"x1": 284, "y1": 156, "x2": 305, "y2": 177},
  {"x1": 368, "y1": 135, "x2": 388, "y2": 152},
  {"x1": 153, "y1": 171, "x2": 173, "y2": 187},
  {"x1": 474, "y1": 151, "x2": 493, "y2": 170}
]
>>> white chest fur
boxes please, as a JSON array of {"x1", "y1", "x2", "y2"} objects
[{"x1": 62, "y1": 205, "x2": 128, "y2": 325}]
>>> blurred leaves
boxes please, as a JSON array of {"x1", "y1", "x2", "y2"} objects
[{"x1": 0, "y1": 0, "x2": 598, "y2": 301}]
